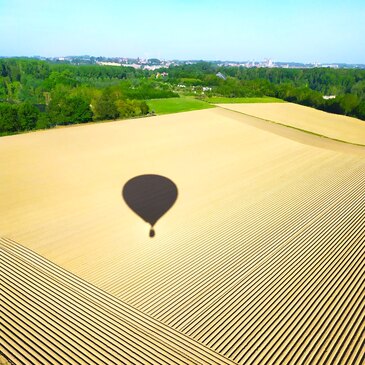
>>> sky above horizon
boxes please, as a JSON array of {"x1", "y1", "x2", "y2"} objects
[{"x1": 0, "y1": 0, "x2": 364, "y2": 64}]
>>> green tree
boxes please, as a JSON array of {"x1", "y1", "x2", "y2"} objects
[
  {"x1": 93, "y1": 89, "x2": 119, "y2": 120},
  {"x1": 116, "y1": 99, "x2": 137, "y2": 118},
  {"x1": 43, "y1": 70, "x2": 79, "y2": 91},
  {"x1": 18, "y1": 103, "x2": 39, "y2": 130},
  {"x1": 354, "y1": 101, "x2": 365, "y2": 120},
  {"x1": 140, "y1": 101, "x2": 149, "y2": 115},
  {"x1": 65, "y1": 96, "x2": 93, "y2": 123},
  {"x1": 0, "y1": 103, "x2": 19, "y2": 133},
  {"x1": 339, "y1": 94, "x2": 360, "y2": 115},
  {"x1": 36, "y1": 113, "x2": 52, "y2": 130},
  {"x1": 48, "y1": 95, "x2": 93, "y2": 125}
]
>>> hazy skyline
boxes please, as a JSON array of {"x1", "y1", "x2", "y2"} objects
[{"x1": 0, "y1": 0, "x2": 364, "y2": 63}]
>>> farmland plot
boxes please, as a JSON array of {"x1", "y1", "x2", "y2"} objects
[
  {"x1": 1, "y1": 106, "x2": 364, "y2": 364},
  {"x1": 217, "y1": 102, "x2": 365, "y2": 145}
]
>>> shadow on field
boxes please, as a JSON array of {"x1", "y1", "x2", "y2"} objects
[{"x1": 122, "y1": 174, "x2": 178, "y2": 237}]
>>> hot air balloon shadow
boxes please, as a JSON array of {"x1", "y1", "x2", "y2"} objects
[{"x1": 122, "y1": 174, "x2": 178, "y2": 237}]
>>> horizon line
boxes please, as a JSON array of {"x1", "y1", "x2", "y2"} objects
[{"x1": 1, "y1": 55, "x2": 364, "y2": 66}]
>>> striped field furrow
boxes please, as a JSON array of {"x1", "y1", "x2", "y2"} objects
[
  {"x1": 74, "y1": 157, "x2": 364, "y2": 364},
  {"x1": 0, "y1": 238, "x2": 235, "y2": 365},
  {"x1": 97, "y1": 165, "x2": 358, "y2": 312},
  {"x1": 159, "y1": 171, "x2": 365, "y2": 364},
  {"x1": 1, "y1": 107, "x2": 365, "y2": 364}
]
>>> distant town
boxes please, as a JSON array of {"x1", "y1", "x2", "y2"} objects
[{"x1": 1, "y1": 55, "x2": 364, "y2": 69}]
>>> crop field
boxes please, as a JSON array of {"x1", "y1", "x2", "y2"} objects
[
  {"x1": 218, "y1": 102, "x2": 365, "y2": 145},
  {"x1": 147, "y1": 96, "x2": 214, "y2": 114},
  {"x1": 1, "y1": 105, "x2": 364, "y2": 364}
]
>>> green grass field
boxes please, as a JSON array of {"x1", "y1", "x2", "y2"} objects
[
  {"x1": 146, "y1": 97, "x2": 215, "y2": 115},
  {"x1": 206, "y1": 96, "x2": 284, "y2": 104}
]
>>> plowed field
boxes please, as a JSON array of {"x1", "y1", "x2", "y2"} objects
[
  {"x1": 217, "y1": 102, "x2": 365, "y2": 145},
  {"x1": 1, "y1": 106, "x2": 364, "y2": 364}
]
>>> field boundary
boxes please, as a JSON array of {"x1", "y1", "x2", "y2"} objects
[
  {"x1": 206, "y1": 96, "x2": 284, "y2": 104},
  {"x1": 217, "y1": 105, "x2": 365, "y2": 148}
]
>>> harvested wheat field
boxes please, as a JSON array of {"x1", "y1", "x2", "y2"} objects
[
  {"x1": 217, "y1": 102, "x2": 365, "y2": 145},
  {"x1": 1, "y1": 106, "x2": 365, "y2": 364}
]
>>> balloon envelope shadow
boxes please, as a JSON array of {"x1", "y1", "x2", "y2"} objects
[{"x1": 122, "y1": 174, "x2": 178, "y2": 237}]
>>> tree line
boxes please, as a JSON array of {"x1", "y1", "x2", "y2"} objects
[
  {"x1": 1, "y1": 58, "x2": 365, "y2": 135},
  {"x1": 164, "y1": 63, "x2": 365, "y2": 120},
  {"x1": 0, "y1": 59, "x2": 177, "y2": 135}
]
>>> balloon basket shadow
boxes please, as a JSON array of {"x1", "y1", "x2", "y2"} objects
[{"x1": 122, "y1": 174, "x2": 178, "y2": 239}]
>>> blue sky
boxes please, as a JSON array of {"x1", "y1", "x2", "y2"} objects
[{"x1": 0, "y1": 0, "x2": 364, "y2": 63}]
